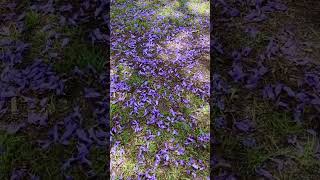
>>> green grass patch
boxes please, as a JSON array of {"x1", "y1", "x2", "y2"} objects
[
  {"x1": 186, "y1": 1, "x2": 209, "y2": 16},
  {"x1": 54, "y1": 40, "x2": 105, "y2": 73},
  {"x1": 257, "y1": 111, "x2": 304, "y2": 138},
  {"x1": 127, "y1": 73, "x2": 146, "y2": 87},
  {"x1": 25, "y1": 11, "x2": 41, "y2": 29},
  {"x1": 0, "y1": 131, "x2": 73, "y2": 179},
  {"x1": 115, "y1": 0, "x2": 127, "y2": 4},
  {"x1": 118, "y1": 130, "x2": 132, "y2": 145},
  {"x1": 125, "y1": 18, "x2": 150, "y2": 33},
  {"x1": 90, "y1": 147, "x2": 107, "y2": 177}
]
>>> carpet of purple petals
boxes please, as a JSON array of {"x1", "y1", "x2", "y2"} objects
[
  {"x1": 1, "y1": 0, "x2": 109, "y2": 179},
  {"x1": 213, "y1": 0, "x2": 320, "y2": 179},
  {"x1": 110, "y1": 0, "x2": 209, "y2": 179}
]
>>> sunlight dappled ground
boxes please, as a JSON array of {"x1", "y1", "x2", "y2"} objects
[{"x1": 110, "y1": 0, "x2": 209, "y2": 179}]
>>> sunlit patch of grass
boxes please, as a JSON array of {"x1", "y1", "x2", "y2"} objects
[
  {"x1": 125, "y1": 18, "x2": 150, "y2": 33},
  {"x1": 110, "y1": 0, "x2": 210, "y2": 178},
  {"x1": 111, "y1": 7, "x2": 123, "y2": 19},
  {"x1": 186, "y1": 1, "x2": 209, "y2": 16},
  {"x1": 159, "y1": 5, "x2": 175, "y2": 17},
  {"x1": 111, "y1": 142, "x2": 138, "y2": 179},
  {"x1": 187, "y1": 93, "x2": 205, "y2": 108},
  {"x1": 158, "y1": 5, "x2": 185, "y2": 20},
  {"x1": 155, "y1": 167, "x2": 189, "y2": 180},
  {"x1": 148, "y1": 141, "x2": 158, "y2": 154},
  {"x1": 119, "y1": 130, "x2": 132, "y2": 145},
  {"x1": 112, "y1": 132, "x2": 154, "y2": 178},
  {"x1": 127, "y1": 72, "x2": 146, "y2": 87},
  {"x1": 122, "y1": 159, "x2": 136, "y2": 178},
  {"x1": 110, "y1": 103, "x2": 131, "y2": 125},
  {"x1": 181, "y1": 106, "x2": 193, "y2": 117},
  {"x1": 194, "y1": 103, "x2": 210, "y2": 128},
  {"x1": 117, "y1": 64, "x2": 132, "y2": 81},
  {"x1": 115, "y1": 0, "x2": 127, "y2": 4},
  {"x1": 111, "y1": 104, "x2": 121, "y2": 117}
]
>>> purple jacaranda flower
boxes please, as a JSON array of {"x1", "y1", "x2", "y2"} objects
[
  {"x1": 242, "y1": 137, "x2": 257, "y2": 148},
  {"x1": 264, "y1": 1, "x2": 287, "y2": 12},
  {"x1": 256, "y1": 168, "x2": 274, "y2": 179},
  {"x1": 59, "y1": 4, "x2": 73, "y2": 12},
  {"x1": 198, "y1": 133, "x2": 210, "y2": 143},
  {"x1": 176, "y1": 147, "x2": 185, "y2": 155},
  {"x1": 88, "y1": 128, "x2": 107, "y2": 146},
  {"x1": 311, "y1": 96, "x2": 320, "y2": 105},
  {"x1": 30, "y1": 174, "x2": 40, "y2": 180},
  {"x1": 27, "y1": 111, "x2": 48, "y2": 126},
  {"x1": 228, "y1": 7, "x2": 240, "y2": 17},
  {"x1": 61, "y1": 157, "x2": 77, "y2": 171},
  {"x1": 76, "y1": 143, "x2": 92, "y2": 166},
  {"x1": 84, "y1": 88, "x2": 101, "y2": 98},
  {"x1": 169, "y1": 108, "x2": 176, "y2": 116},
  {"x1": 184, "y1": 136, "x2": 196, "y2": 145},
  {"x1": 76, "y1": 129, "x2": 93, "y2": 144},
  {"x1": 48, "y1": 124, "x2": 59, "y2": 142},
  {"x1": 132, "y1": 120, "x2": 143, "y2": 132},
  {"x1": 6, "y1": 122, "x2": 26, "y2": 134},
  {"x1": 244, "y1": 9, "x2": 268, "y2": 22},
  {"x1": 10, "y1": 168, "x2": 27, "y2": 180},
  {"x1": 245, "y1": 26, "x2": 259, "y2": 38},
  {"x1": 60, "y1": 122, "x2": 77, "y2": 145},
  {"x1": 262, "y1": 84, "x2": 275, "y2": 100},
  {"x1": 61, "y1": 38, "x2": 70, "y2": 47},
  {"x1": 215, "y1": 116, "x2": 226, "y2": 129},
  {"x1": 229, "y1": 63, "x2": 246, "y2": 82},
  {"x1": 234, "y1": 119, "x2": 255, "y2": 133},
  {"x1": 241, "y1": 47, "x2": 252, "y2": 57}
]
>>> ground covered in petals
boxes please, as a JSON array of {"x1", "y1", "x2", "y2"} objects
[
  {"x1": 213, "y1": 0, "x2": 320, "y2": 179},
  {"x1": 0, "y1": 0, "x2": 109, "y2": 179},
  {"x1": 110, "y1": 0, "x2": 210, "y2": 179}
]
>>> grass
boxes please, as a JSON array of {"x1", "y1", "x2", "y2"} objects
[
  {"x1": 0, "y1": 130, "x2": 109, "y2": 179},
  {"x1": 25, "y1": 11, "x2": 41, "y2": 29},
  {"x1": 216, "y1": 97, "x2": 320, "y2": 178},
  {"x1": 0, "y1": 131, "x2": 66, "y2": 179},
  {"x1": 27, "y1": 30, "x2": 48, "y2": 60},
  {"x1": 126, "y1": 18, "x2": 150, "y2": 32},
  {"x1": 213, "y1": 1, "x2": 320, "y2": 176},
  {"x1": 110, "y1": 0, "x2": 210, "y2": 179},
  {"x1": 54, "y1": 39, "x2": 105, "y2": 73},
  {"x1": 186, "y1": 0, "x2": 209, "y2": 15},
  {"x1": 89, "y1": 147, "x2": 108, "y2": 177},
  {"x1": 0, "y1": 1, "x2": 109, "y2": 178},
  {"x1": 127, "y1": 72, "x2": 146, "y2": 87}
]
